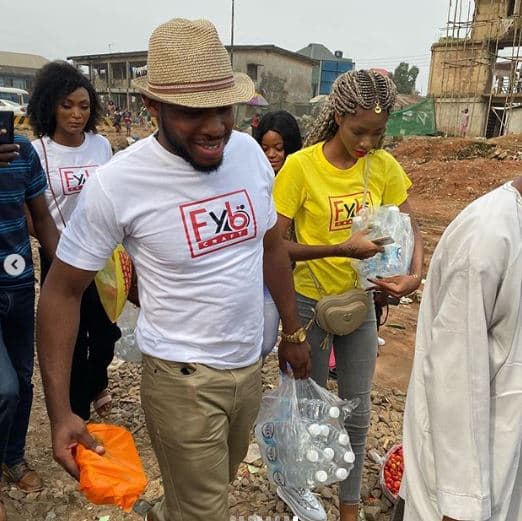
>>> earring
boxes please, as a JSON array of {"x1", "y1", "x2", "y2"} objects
[{"x1": 374, "y1": 104, "x2": 382, "y2": 114}]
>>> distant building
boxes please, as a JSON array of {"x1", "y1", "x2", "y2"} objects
[
  {"x1": 67, "y1": 51, "x2": 147, "y2": 110},
  {"x1": 68, "y1": 45, "x2": 318, "y2": 117},
  {"x1": 429, "y1": 0, "x2": 522, "y2": 137},
  {"x1": 226, "y1": 45, "x2": 317, "y2": 108},
  {"x1": 297, "y1": 43, "x2": 355, "y2": 96},
  {"x1": 0, "y1": 51, "x2": 49, "y2": 92}
]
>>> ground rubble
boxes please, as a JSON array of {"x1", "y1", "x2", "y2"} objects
[{"x1": 3, "y1": 354, "x2": 404, "y2": 521}]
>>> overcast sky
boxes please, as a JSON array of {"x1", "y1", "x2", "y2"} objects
[{"x1": 5, "y1": 0, "x2": 450, "y2": 94}]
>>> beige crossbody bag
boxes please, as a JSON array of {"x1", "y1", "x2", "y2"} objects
[
  {"x1": 306, "y1": 154, "x2": 373, "y2": 341},
  {"x1": 308, "y1": 265, "x2": 370, "y2": 338}
]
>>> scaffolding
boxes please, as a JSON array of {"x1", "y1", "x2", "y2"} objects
[{"x1": 431, "y1": 0, "x2": 522, "y2": 136}]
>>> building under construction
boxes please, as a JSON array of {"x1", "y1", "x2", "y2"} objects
[{"x1": 429, "y1": 0, "x2": 522, "y2": 137}]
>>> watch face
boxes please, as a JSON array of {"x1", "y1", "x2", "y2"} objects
[{"x1": 297, "y1": 330, "x2": 307, "y2": 342}]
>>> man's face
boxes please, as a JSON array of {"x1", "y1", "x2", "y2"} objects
[{"x1": 146, "y1": 98, "x2": 234, "y2": 172}]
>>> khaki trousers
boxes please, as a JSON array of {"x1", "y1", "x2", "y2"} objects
[{"x1": 141, "y1": 355, "x2": 262, "y2": 521}]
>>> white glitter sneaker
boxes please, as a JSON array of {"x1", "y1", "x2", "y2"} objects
[{"x1": 277, "y1": 486, "x2": 327, "y2": 521}]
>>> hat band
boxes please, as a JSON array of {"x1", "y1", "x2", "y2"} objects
[{"x1": 148, "y1": 75, "x2": 235, "y2": 95}]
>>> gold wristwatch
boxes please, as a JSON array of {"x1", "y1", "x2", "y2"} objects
[{"x1": 280, "y1": 326, "x2": 307, "y2": 343}]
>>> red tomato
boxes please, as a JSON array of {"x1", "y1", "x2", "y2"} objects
[{"x1": 382, "y1": 445, "x2": 404, "y2": 498}]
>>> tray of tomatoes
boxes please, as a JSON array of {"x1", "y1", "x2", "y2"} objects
[{"x1": 379, "y1": 443, "x2": 404, "y2": 502}]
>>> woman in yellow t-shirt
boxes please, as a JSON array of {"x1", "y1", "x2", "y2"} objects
[{"x1": 273, "y1": 70, "x2": 424, "y2": 521}]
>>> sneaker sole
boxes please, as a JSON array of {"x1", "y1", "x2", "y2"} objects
[{"x1": 276, "y1": 488, "x2": 326, "y2": 521}]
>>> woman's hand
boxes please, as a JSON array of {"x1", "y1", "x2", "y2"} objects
[
  {"x1": 369, "y1": 274, "x2": 421, "y2": 298},
  {"x1": 337, "y1": 229, "x2": 384, "y2": 259}
]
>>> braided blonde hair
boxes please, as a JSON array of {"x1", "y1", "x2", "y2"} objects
[{"x1": 304, "y1": 70, "x2": 397, "y2": 147}]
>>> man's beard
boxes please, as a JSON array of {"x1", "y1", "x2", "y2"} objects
[{"x1": 160, "y1": 118, "x2": 225, "y2": 173}]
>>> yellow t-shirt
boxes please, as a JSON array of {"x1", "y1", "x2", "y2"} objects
[{"x1": 273, "y1": 142, "x2": 412, "y2": 301}]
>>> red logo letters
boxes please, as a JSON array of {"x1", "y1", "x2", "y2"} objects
[{"x1": 180, "y1": 190, "x2": 257, "y2": 258}]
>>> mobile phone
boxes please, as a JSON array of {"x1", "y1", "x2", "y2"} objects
[
  {"x1": 0, "y1": 111, "x2": 14, "y2": 145},
  {"x1": 372, "y1": 236, "x2": 394, "y2": 246}
]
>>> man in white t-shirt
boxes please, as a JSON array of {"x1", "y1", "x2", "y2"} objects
[{"x1": 37, "y1": 18, "x2": 311, "y2": 521}]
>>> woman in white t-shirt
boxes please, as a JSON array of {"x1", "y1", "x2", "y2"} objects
[
  {"x1": 254, "y1": 111, "x2": 302, "y2": 358},
  {"x1": 28, "y1": 61, "x2": 120, "y2": 421}
]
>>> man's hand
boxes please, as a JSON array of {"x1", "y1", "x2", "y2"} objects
[
  {"x1": 0, "y1": 143, "x2": 19, "y2": 167},
  {"x1": 278, "y1": 340, "x2": 311, "y2": 379},
  {"x1": 52, "y1": 412, "x2": 105, "y2": 480},
  {"x1": 368, "y1": 274, "x2": 420, "y2": 298},
  {"x1": 337, "y1": 229, "x2": 384, "y2": 259}
]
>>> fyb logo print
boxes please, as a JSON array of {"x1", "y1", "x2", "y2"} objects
[
  {"x1": 180, "y1": 189, "x2": 257, "y2": 258},
  {"x1": 329, "y1": 191, "x2": 374, "y2": 231},
  {"x1": 59, "y1": 165, "x2": 97, "y2": 195}
]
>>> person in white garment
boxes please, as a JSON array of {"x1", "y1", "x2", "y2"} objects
[
  {"x1": 401, "y1": 176, "x2": 522, "y2": 521},
  {"x1": 36, "y1": 18, "x2": 311, "y2": 521},
  {"x1": 28, "y1": 61, "x2": 120, "y2": 422}
]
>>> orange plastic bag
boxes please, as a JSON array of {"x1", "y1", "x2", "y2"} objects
[
  {"x1": 95, "y1": 244, "x2": 133, "y2": 322},
  {"x1": 75, "y1": 423, "x2": 147, "y2": 512}
]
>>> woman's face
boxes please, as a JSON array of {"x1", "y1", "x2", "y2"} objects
[
  {"x1": 54, "y1": 87, "x2": 91, "y2": 137},
  {"x1": 261, "y1": 130, "x2": 285, "y2": 173},
  {"x1": 335, "y1": 107, "x2": 388, "y2": 160}
]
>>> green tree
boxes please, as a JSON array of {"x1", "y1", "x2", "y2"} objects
[{"x1": 391, "y1": 62, "x2": 420, "y2": 94}]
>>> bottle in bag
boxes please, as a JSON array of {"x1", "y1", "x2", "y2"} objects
[
  {"x1": 306, "y1": 464, "x2": 350, "y2": 488},
  {"x1": 256, "y1": 421, "x2": 289, "y2": 487},
  {"x1": 311, "y1": 424, "x2": 350, "y2": 447},
  {"x1": 381, "y1": 243, "x2": 402, "y2": 276},
  {"x1": 325, "y1": 446, "x2": 355, "y2": 465},
  {"x1": 298, "y1": 398, "x2": 341, "y2": 421}
]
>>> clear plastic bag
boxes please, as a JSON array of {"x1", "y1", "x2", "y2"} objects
[
  {"x1": 354, "y1": 205, "x2": 414, "y2": 289},
  {"x1": 255, "y1": 375, "x2": 358, "y2": 489},
  {"x1": 114, "y1": 303, "x2": 141, "y2": 362}
]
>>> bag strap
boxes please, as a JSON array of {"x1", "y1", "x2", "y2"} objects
[
  {"x1": 306, "y1": 262, "x2": 327, "y2": 298},
  {"x1": 40, "y1": 137, "x2": 67, "y2": 229},
  {"x1": 361, "y1": 154, "x2": 371, "y2": 212}
]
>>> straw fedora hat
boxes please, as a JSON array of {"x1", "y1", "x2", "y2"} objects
[{"x1": 132, "y1": 18, "x2": 255, "y2": 108}]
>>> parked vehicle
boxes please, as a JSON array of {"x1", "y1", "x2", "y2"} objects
[
  {"x1": 0, "y1": 99, "x2": 26, "y2": 116},
  {"x1": 0, "y1": 87, "x2": 29, "y2": 106}
]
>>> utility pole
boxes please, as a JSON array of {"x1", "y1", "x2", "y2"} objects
[
  {"x1": 230, "y1": 0, "x2": 235, "y2": 68},
  {"x1": 107, "y1": 43, "x2": 113, "y2": 101}
]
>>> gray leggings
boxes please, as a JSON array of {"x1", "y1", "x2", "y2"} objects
[{"x1": 296, "y1": 292, "x2": 377, "y2": 505}]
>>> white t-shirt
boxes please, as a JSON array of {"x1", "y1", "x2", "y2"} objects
[
  {"x1": 57, "y1": 131, "x2": 277, "y2": 369},
  {"x1": 32, "y1": 133, "x2": 112, "y2": 231}
]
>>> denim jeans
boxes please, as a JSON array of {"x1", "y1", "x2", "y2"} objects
[
  {"x1": 0, "y1": 286, "x2": 35, "y2": 476},
  {"x1": 296, "y1": 292, "x2": 378, "y2": 505}
]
